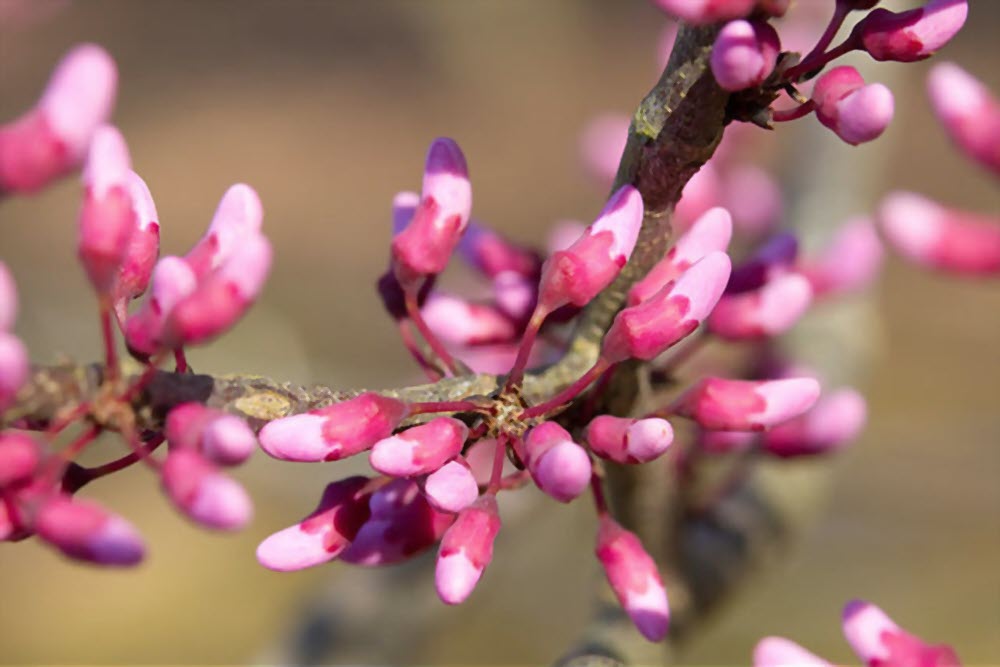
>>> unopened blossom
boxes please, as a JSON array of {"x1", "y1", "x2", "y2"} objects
[
  {"x1": 457, "y1": 222, "x2": 540, "y2": 280},
  {"x1": 161, "y1": 448, "x2": 252, "y2": 531},
  {"x1": 800, "y1": 217, "x2": 884, "y2": 296},
  {"x1": 112, "y1": 171, "x2": 160, "y2": 313},
  {"x1": 754, "y1": 636, "x2": 832, "y2": 667},
  {"x1": 711, "y1": 20, "x2": 780, "y2": 92},
  {"x1": 259, "y1": 392, "x2": 409, "y2": 462},
  {"x1": 0, "y1": 44, "x2": 116, "y2": 194},
  {"x1": 422, "y1": 293, "x2": 518, "y2": 346},
  {"x1": 927, "y1": 63, "x2": 1000, "y2": 175},
  {"x1": 652, "y1": 0, "x2": 754, "y2": 25},
  {"x1": 166, "y1": 402, "x2": 256, "y2": 466},
  {"x1": 855, "y1": 0, "x2": 968, "y2": 63},
  {"x1": 878, "y1": 191, "x2": 1000, "y2": 276},
  {"x1": 0, "y1": 263, "x2": 28, "y2": 410},
  {"x1": 123, "y1": 256, "x2": 197, "y2": 356},
  {"x1": 595, "y1": 516, "x2": 669, "y2": 642},
  {"x1": 842, "y1": 599, "x2": 962, "y2": 666},
  {"x1": 720, "y1": 165, "x2": 783, "y2": 235},
  {"x1": 812, "y1": 66, "x2": 894, "y2": 146},
  {"x1": 726, "y1": 232, "x2": 798, "y2": 293},
  {"x1": 763, "y1": 388, "x2": 867, "y2": 457},
  {"x1": 674, "y1": 377, "x2": 821, "y2": 431},
  {"x1": 523, "y1": 422, "x2": 592, "y2": 503},
  {"x1": 34, "y1": 495, "x2": 145, "y2": 566},
  {"x1": 586, "y1": 416, "x2": 674, "y2": 464},
  {"x1": 435, "y1": 494, "x2": 501, "y2": 605},
  {"x1": 369, "y1": 417, "x2": 469, "y2": 478},
  {"x1": 0, "y1": 432, "x2": 40, "y2": 487},
  {"x1": 708, "y1": 272, "x2": 813, "y2": 340},
  {"x1": 421, "y1": 459, "x2": 480, "y2": 514}
]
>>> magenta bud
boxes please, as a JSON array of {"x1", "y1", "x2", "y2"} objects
[
  {"x1": 652, "y1": 0, "x2": 754, "y2": 25},
  {"x1": 457, "y1": 222, "x2": 541, "y2": 280},
  {"x1": 184, "y1": 183, "x2": 264, "y2": 279},
  {"x1": 812, "y1": 66, "x2": 894, "y2": 145},
  {"x1": 369, "y1": 417, "x2": 469, "y2": 478},
  {"x1": 259, "y1": 392, "x2": 409, "y2": 462},
  {"x1": 763, "y1": 388, "x2": 866, "y2": 457},
  {"x1": 0, "y1": 432, "x2": 40, "y2": 487},
  {"x1": 675, "y1": 377, "x2": 821, "y2": 431},
  {"x1": 256, "y1": 476, "x2": 372, "y2": 571},
  {"x1": 0, "y1": 332, "x2": 29, "y2": 409},
  {"x1": 711, "y1": 20, "x2": 780, "y2": 92},
  {"x1": 801, "y1": 217, "x2": 884, "y2": 296},
  {"x1": 595, "y1": 516, "x2": 669, "y2": 642},
  {"x1": 841, "y1": 600, "x2": 962, "y2": 666},
  {"x1": 123, "y1": 256, "x2": 198, "y2": 357},
  {"x1": 753, "y1": 637, "x2": 832, "y2": 667},
  {"x1": 161, "y1": 449, "x2": 252, "y2": 531},
  {"x1": 928, "y1": 63, "x2": 1000, "y2": 175},
  {"x1": 112, "y1": 171, "x2": 160, "y2": 310},
  {"x1": 0, "y1": 262, "x2": 18, "y2": 332},
  {"x1": 35, "y1": 495, "x2": 145, "y2": 566},
  {"x1": 523, "y1": 422, "x2": 592, "y2": 503},
  {"x1": 707, "y1": 272, "x2": 813, "y2": 340},
  {"x1": 727, "y1": 232, "x2": 798, "y2": 294},
  {"x1": 421, "y1": 459, "x2": 480, "y2": 513},
  {"x1": 856, "y1": 0, "x2": 968, "y2": 63},
  {"x1": 435, "y1": 494, "x2": 501, "y2": 605},
  {"x1": 422, "y1": 293, "x2": 518, "y2": 347},
  {"x1": 586, "y1": 416, "x2": 674, "y2": 464}
]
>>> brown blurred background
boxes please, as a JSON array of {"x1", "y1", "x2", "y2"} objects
[{"x1": 0, "y1": 0, "x2": 997, "y2": 664}]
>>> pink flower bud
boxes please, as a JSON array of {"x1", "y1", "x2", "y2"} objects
[
  {"x1": 492, "y1": 271, "x2": 537, "y2": 321},
  {"x1": 422, "y1": 293, "x2": 518, "y2": 346},
  {"x1": 579, "y1": 114, "x2": 629, "y2": 184},
  {"x1": 435, "y1": 494, "x2": 501, "y2": 605},
  {"x1": 841, "y1": 600, "x2": 963, "y2": 667},
  {"x1": 537, "y1": 185, "x2": 644, "y2": 312},
  {"x1": 927, "y1": 63, "x2": 1000, "y2": 175},
  {"x1": 595, "y1": 516, "x2": 669, "y2": 642},
  {"x1": 727, "y1": 232, "x2": 798, "y2": 293},
  {"x1": 708, "y1": 272, "x2": 813, "y2": 340},
  {"x1": 675, "y1": 164, "x2": 723, "y2": 232},
  {"x1": 628, "y1": 207, "x2": 733, "y2": 306},
  {"x1": 711, "y1": 20, "x2": 780, "y2": 92},
  {"x1": 0, "y1": 261, "x2": 18, "y2": 331},
  {"x1": 421, "y1": 459, "x2": 480, "y2": 513},
  {"x1": 369, "y1": 417, "x2": 469, "y2": 478},
  {"x1": 77, "y1": 125, "x2": 136, "y2": 294},
  {"x1": 878, "y1": 191, "x2": 1000, "y2": 276},
  {"x1": 0, "y1": 332, "x2": 29, "y2": 409},
  {"x1": 721, "y1": 165, "x2": 783, "y2": 235},
  {"x1": 259, "y1": 393, "x2": 409, "y2": 462},
  {"x1": 391, "y1": 138, "x2": 472, "y2": 285},
  {"x1": 856, "y1": 0, "x2": 968, "y2": 63},
  {"x1": 35, "y1": 495, "x2": 144, "y2": 566},
  {"x1": 112, "y1": 171, "x2": 160, "y2": 310},
  {"x1": 184, "y1": 183, "x2": 264, "y2": 279},
  {"x1": 523, "y1": 422, "x2": 592, "y2": 503},
  {"x1": 256, "y1": 476, "x2": 372, "y2": 571},
  {"x1": 458, "y1": 222, "x2": 541, "y2": 280},
  {"x1": 166, "y1": 402, "x2": 257, "y2": 466},
  {"x1": 801, "y1": 217, "x2": 884, "y2": 296},
  {"x1": 603, "y1": 252, "x2": 731, "y2": 363},
  {"x1": 0, "y1": 44, "x2": 116, "y2": 193},
  {"x1": 123, "y1": 256, "x2": 197, "y2": 357},
  {"x1": 812, "y1": 66, "x2": 894, "y2": 145},
  {"x1": 652, "y1": 0, "x2": 754, "y2": 25},
  {"x1": 161, "y1": 448, "x2": 252, "y2": 531},
  {"x1": 675, "y1": 377, "x2": 821, "y2": 431},
  {"x1": 753, "y1": 637, "x2": 832, "y2": 667},
  {"x1": 340, "y1": 479, "x2": 454, "y2": 566},
  {"x1": 763, "y1": 388, "x2": 866, "y2": 457},
  {"x1": 0, "y1": 432, "x2": 40, "y2": 487},
  {"x1": 586, "y1": 416, "x2": 674, "y2": 464}
]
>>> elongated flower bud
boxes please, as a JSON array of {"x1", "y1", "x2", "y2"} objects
[
  {"x1": 711, "y1": 20, "x2": 780, "y2": 92},
  {"x1": 753, "y1": 637, "x2": 832, "y2": 667},
  {"x1": 653, "y1": 0, "x2": 754, "y2": 25},
  {"x1": 855, "y1": 0, "x2": 967, "y2": 63},
  {"x1": 707, "y1": 273, "x2": 813, "y2": 340},
  {"x1": 812, "y1": 67, "x2": 894, "y2": 146},
  {"x1": 369, "y1": 417, "x2": 469, "y2": 478},
  {"x1": 727, "y1": 232, "x2": 798, "y2": 294},
  {"x1": 0, "y1": 432, "x2": 40, "y2": 487},
  {"x1": 184, "y1": 183, "x2": 264, "y2": 279},
  {"x1": 35, "y1": 495, "x2": 145, "y2": 566},
  {"x1": 801, "y1": 217, "x2": 883, "y2": 296},
  {"x1": 457, "y1": 222, "x2": 540, "y2": 280},
  {"x1": 842, "y1": 600, "x2": 962, "y2": 667},
  {"x1": 112, "y1": 171, "x2": 160, "y2": 311},
  {"x1": 523, "y1": 422, "x2": 591, "y2": 503},
  {"x1": 422, "y1": 293, "x2": 518, "y2": 346},
  {"x1": 421, "y1": 459, "x2": 479, "y2": 514},
  {"x1": 927, "y1": 63, "x2": 1000, "y2": 175},
  {"x1": 123, "y1": 256, "x2": 197, "y2": 357},
  {"x1": 586, "y1": 416, "x2": 674, "y2": 464},
  {"x1": 161, "y1": 449, "x2": 252, "y2": 531},
  {"x1": 166, "y1": 403, "x2": 256, "y2": 466},
  {"x1": 763, "y1": 388, "x2": 866, "y2": 457},
  {"x1": 675, "y1": 377, "x2": 821, "y2": 431},
  {"x1": 435, "y1": 494, "x2": 501, "y2": 605}
]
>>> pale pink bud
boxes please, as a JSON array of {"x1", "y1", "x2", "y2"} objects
[
  {"x1": 0, "y1": 432, "x2": 40, "y2": 487},
  {"x1": 422, "y1": 293, "x2": 517, "y2": 346},
  {"x1": 391, "y1": 138, "x2": 472, "y2": 285},
  {"x1": 595, "y1": 516, "x2": 669, "y2": 642},
  {"x1": 0, "y1": 332, "x2": 29, "y2": 409},
  {"x1": 259, "y1": 393, "x2": 409, "y2": 462},
  {"x1": 628, "y1": 207, "x2": 733, "y2": 306},
  {"x1": 458, "y1": 222, "x2": 540, "y2": 280},
  {"x1": 523, "y1": 422, "x2": 592, "y2": 503},
  {"x1": 421, "y1": 459, "x2": 480, "y2": 513},
  {"x1": 166, "y1": 402, "x2": 256, "y2": 466},
  {"x1": 856, "y1": 0, "x2": 968, "y2": 63},
  {"x1": 878, "y1": 191, "x2": 1000, "y2": 276},
  {"x1": 812, "y1": 66, "x2": 894, "y2": 145},
  {"x1": 340, "y1": 479, "x2": 454, "y2": 566},
  {"x1": 35, "y1": 495, "x2": 144, "y2": 566},
  {"x1": 78, "y1": 125, "x2": 136, "y2": 294},
  {"x1": 537, "y1": 185, "x2": 644, "y2": 312},
  {"x1": 112, "y1": 171, "x2": 160, "y2": 310},
  {"x1": 579, "y1": 114, "x2": 629, "y2": 184},
  {"x1": 711, "y1": 20, "x2": 780, "y2": 92},
  {"x1": 676, "y1": 377, "x2": 821, "y2": 431},
  {"x1": 603, "y1": 252, "x2": 731, "y2": 363},
  {"x1": 763, "y1": 388, "x2": 866, "y2": 457},
  {"x1": 184, "y1": 183, "x2": 264, "y2": 279},
  {"x1": 652, "y1": 0, "x2": 754, "y2": 25},
  {"x1": 801, "y1": 217, "x2": 884, "y2": 296},
  {"x1": 842, "y1": 600, "x2": 962, "y2": 667},
  {"x1": 675, "y1": 164, "x2": 723, "y2": 232},
  {"x1": 586, "y1": 416, "x2": 674, "y2": 464},
  {"x1": 256, "y1": 476, "x2": 372, "y2": 571},
  {"x1": 927, "y1": 63, "x2": 1000, "y2": 175},
  {"x1": 123, "y1": 256, "x2": 197, "y2": 357},
  {"x1": 0, "y1": 44, "x2": 116, "y2": 193},
  {"x1": 435, "y1": 494, "x2": 501, "y2": 605},
  {"x1": 492, "y1": 271, "x2": 537, "y2": 321},
  {"x1": 369, "y1": 417, "x2": 469, "y2": 478},
  {"x1": 753, "y1": 637, "x2": 832, "y2": 667},
  {"x1": 161, "y1": 448, "x2": 252, "y2": 531},
  {"x1": 721, "y1": 165, "x2": 783, "y2": 235},
  {"x1": 0, "y1": 262, "x2": 17, "y2": 331},
  {"x1": 708, "y1": 272, "x2": 813, "y2": 340}
]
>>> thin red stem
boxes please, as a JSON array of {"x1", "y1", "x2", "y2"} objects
[
  {"x1": 504, "y1": 307, "x2": 548, "y2": 390},
  {"x1": 590, "y1": 471, "x2": 609, "y2": 517},
  {"x1": 68, "y1": 435, "x2": 166, "y2": 490},
  {"x1": 499, "y1": 470, "x2": 531, "y2": 491},
  {"x1": 99, "y1": 300, "x2": 119, "y2": 381},
  {"x1": 121, "y1": 424, "x2": 162, "y2": 471},
  {"x1": 657, "y1": 329, "x2": 710, "y2": 377},
  {"x1": 771, "y1": 100, "x2": 817, "y2": 123},
  {"x1": 174, "y1": 348, "x2": 189, "y2": 373},
  {"x1": 398, "y1": 320, "x2": 443, "y2": 381},
  {"x1": 784, "y1": 36, "x2": 858, "y2": 81},
  {"x1": 797, "y1": 2, "x2": 850, "y2": 72},
  {"x1": 520, "y1": 358, "x2": 610, "y2": 420},
  {"x1": 44, "y1": 402, "x2": 90, "y2": 437},
  {"x1": 409, "y1": 400, "x2": 487, "y2": 415},
  {"x1": 404, "y1": 288, "x2": 460, "y2": 377},
  {"x1": 486, "y1": 435, "x2": 508, "y2": 495}
]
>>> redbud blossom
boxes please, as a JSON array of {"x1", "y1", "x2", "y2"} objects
[
  {"x1": 652, "y1": 0, "x2": 754, "y2": 25},
  {"x1": 435, "y1": 494, "x2": 501, "y2": 605},
  {"x1": 628, "y1": 207, "x2": 733, "y2": 306},
  {"x1": 855, "y1": 0, "x2": 968, "y2": 63},
  {"x1": 603, "y1": 252, "x2": 732, "y2": 363},
  {"x1": 258, "y1": 392, "x2": 409, "y2": 462},
  {"x1": 801, "y1": 217, "x2": 884, "y2": 296},
  {"x1": 369, "y1": 417, "x2": 469, "y2": 478},
  {"x1": 674, "y1": 377, "x2": 821, "y2": 431},
  {"x1": 422, "y1": 293, "x2": 518, "y2": 346},
  {"x1": 812, "y1": 67, "x2": 894, "y2": 146},
  {"x1": 35, "y1": 495, "x2": 145, "y2": 566},
  {"x1": 421, "y1": 459, "x2": 480, "y2": 514},
  {"x1": 457, "y1": 222, "x2": 540, "y2": 280},
  {"x1": 391, "y1": 138, "x2": 472, "y2": 286},
  {"x1": 927, "y1": 63, "x2": 1000, "y2": 175},
  {"x1": 340, "y1": 479, "x2": 454, "y2": 566},
  {"x1": 586, "y1": 416, "x2": 674, "y2": 464},
  {"x1": 711, "y1": 20, "x2": 780, "y2": 92},
  {"x1": 0, "y1": 432, "x2": 40, "y2": 487},
  {"x1": 523, "y1": 422, "x2": 592, "y2": 503},
  {"x1": 537, "y1": 185, "x2": 644, "y2": 312},
  {"x1": 112, "y1": 171, "x2": 160, "y2": 311},
  {"x1": 123, "y1": 256, "x2": 197, "y2": 356},
  {"x1": 708, "y1": 272, "x2": 813, "y2": 340},
  {"x1": 842, "y1": 600, "x2": 962, "y2": 667},
  {"x1": 595, "y1": 516, "x2": 669, "y2": 642},
  {"x1": 754, "y1": 637, "x2": 832, "y2": 667},
  {"x1": 0, "y1": 44, "x2": 116, "y2": 194},
  {"x1": 166, "y1": 402, "x2": 256, "y2": 466},
  {"x1": 763, "y1": 388, "x2": 867, "y2": 457},
  {"x1": 161, "y1": 449, "x2": 252, "y2": 531},
  {"x1": 256, "y1": 476, "x2": 372, "y2": 571},
  {"x1": 878, "y1": 191, "x2": 1000, "y2": 276}
]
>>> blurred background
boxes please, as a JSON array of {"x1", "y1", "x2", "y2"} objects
[{"x1": 0, "y1": 0, "x2": 997, "y2": 664}]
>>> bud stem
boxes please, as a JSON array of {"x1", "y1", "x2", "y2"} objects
[
  {"x1": 404, "y1": 287, "x2": 461, "y2": 376},
  {"x1": 520, "y1": 358, "x2": 611, "y2": 420}
]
